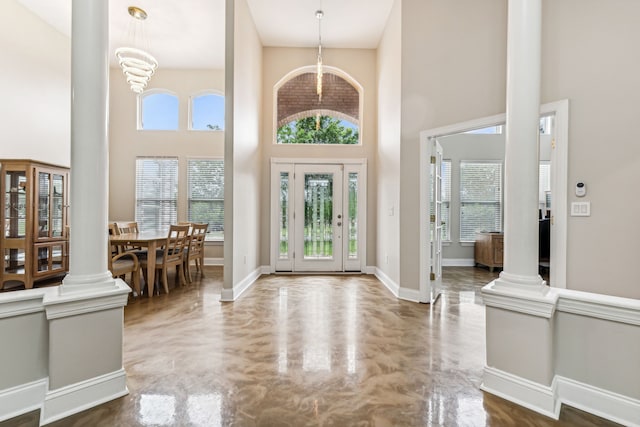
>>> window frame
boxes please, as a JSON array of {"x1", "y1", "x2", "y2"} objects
[
  {"x1": 137, "y1": 88, "x2": 180, "y2": 131},
  {"x1": 187, "y1": 157, "x2": 224, "y2": 242},
  {"x1": 188, "y1": 90, "x2": 225, "y2": 132},
  {"x1": 459, "y1": 160, "x2": 503, "y2": 243},
  {"x1": 272, "y1": 65, "x2": 364, "y2": 146}
]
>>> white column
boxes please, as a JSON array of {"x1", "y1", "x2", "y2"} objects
[
  {"x1": 61, "y1": 0, "x2": 114, "y2": 293},
  {"x1": 494, "y1": 0, "x2": 546, "y2": 293}
]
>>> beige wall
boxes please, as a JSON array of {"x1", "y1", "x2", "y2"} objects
[
  {"x1": 376, "y1": 0, "x2": 402, "y2": 284},
  {"x1": 541, "y1": 0, "x2": 640, "y2": 299},
  {"x1": 108, "y1": 68, "x2": 225, "y2": 259},
  {"x1": 224, "y1": 0, "x2": 263, "y2": 291},
  {"x1": 260, "y1": 47, "x2": 378, "y2": 267},
  {"x1": 399, "y1": 0, "x2": 508, "y2": 291},
  {"x1": 1, "y1": 0, "x2": 70, "y2": 167}
]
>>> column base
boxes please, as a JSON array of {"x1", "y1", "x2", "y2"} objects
[
  {"x1": 493, "y1": 270, "x2": 548, "y2": 295},
  {"x1": 60, "y1": 271, "x2": 117, "y2": 295}
]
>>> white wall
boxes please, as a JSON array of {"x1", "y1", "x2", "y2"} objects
[
  {"x1": 0, "y1": 0, "x2": 70, "y2": 167},
  {"x1": 224, "y1": 0, "x2": 263, "y2": 295},
  {"x1": 260, "y1": 47, "x2": 378, "y2": 268},
  {"x1": 376, "y1": 0, "x2": 402, "y2": 285}
]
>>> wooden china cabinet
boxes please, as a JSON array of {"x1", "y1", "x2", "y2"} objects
[{"x1": 1, "y1": 159, "x2": 70, "y2": 289}]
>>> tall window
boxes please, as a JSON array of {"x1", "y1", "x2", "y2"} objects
[
  {"x1": 459, "y1": 161, "x2": 502, "y2": 242},
  {"x1": 187, "y1": 159, "x2": 224, "y2": 240},
  {"x1": 190, "y1": 93, "x2": 225, "y2": 131},
  {"x1": 441, "y1": 160, "x2": 452, "y2": 241},
  {"x1": 135, "y1": 157, "x2": 178, "y2": 231},
  {"x1": 140, "y1": 91, "x2": 179, "y2": 130}
]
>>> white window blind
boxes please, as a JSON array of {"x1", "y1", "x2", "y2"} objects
[
  {"x1": 135, "y1": 157, "x2": 178, "y2": 231},
  {"x1": 459, "y1": 161, "x2": 502, "y2": 242},
  {"x1": 442, "y1": 160, "x2": 452, "y2": 241},
  {"x1": 188, "y1": 159, "x2": 224, "y2": 240}
]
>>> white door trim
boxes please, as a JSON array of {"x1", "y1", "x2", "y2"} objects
[
  {"x1": 419, "y1": 100, "x2": 569, "y2": 299},
  {"x1": 270, "y1": 158, "x2": 367, "y2": 273}
]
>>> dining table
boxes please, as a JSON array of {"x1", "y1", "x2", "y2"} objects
[{"x1": 109, "y1": 230, "x2": 168, "y2": 297}]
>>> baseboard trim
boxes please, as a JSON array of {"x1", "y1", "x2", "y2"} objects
[
  {"x1": 398, "y1": 287, "x2": 420, "y2": 303},
  {"x1": 482, "y1": 367, "x2": 640, "y2": 426},
  {"x1": 481, "y1": 366, "x2": 559, "y2": 419},
  {"x1": 204, "y1": 257, "x2": 224, "y2": 266},
  {"x1": 364, "y1": 266, "x2": 376, "y2": 275},
  {"x1": 0, "y1": 378, "x2": 47, "y2": 423},
  {"x1": 374, "y1": 268, "x2": 399, "y2": 298},
  {"x1": 443, "y1": 258, "x2": 475, "y2": 267},
  {"x1": 41, "y1": 369, "x2": 128, "y2": 425},
  {"x1": 220, "y1": 266, "x2": 265, "y2": 302},
  {"x1": 555, "y1": 376, "x2": 640, "y2": 427}
]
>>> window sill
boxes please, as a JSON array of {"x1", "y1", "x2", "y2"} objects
[
  {"x1": 460, "y1": 241, "x2": 476, "y2": 247},
  {"x1": 205, "y1": 240, "x2": 224, "y2": 246}
]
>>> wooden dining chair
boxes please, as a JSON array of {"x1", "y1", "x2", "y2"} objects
[
  {"x1": 108, "y1": 243, "x2": 141, "y2": 296},
  {"x1": 184, "y1": 222, "x2": 208, "y2": 283},
  {"x1": 116, "y1": 221, "x2": 148, "y2": 260},
  {"x1": 140, "y1": 224, "x2": 190, "y2": 294},
  {"x1": 108, "y1": 222, "x2": 122, "y2": 255}
]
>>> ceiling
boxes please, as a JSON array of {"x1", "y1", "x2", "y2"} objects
[{"x1": 17, "y1": 0, "x2": 393, "y2": 70}]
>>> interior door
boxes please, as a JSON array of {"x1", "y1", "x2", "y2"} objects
[
  {"x1": 293, "y1": 164, "x2": 343, "y2": 271},
  {"x1": 430, "y1": 140, "x2": 444, "y2": 302}
]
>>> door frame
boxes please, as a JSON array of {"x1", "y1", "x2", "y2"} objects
[
  {"x1": 270, "y1": 158, "x2": 367, "y2": 273},
  {"x1": 418, "y1": 100, "x2": 569, "y2": 302}
]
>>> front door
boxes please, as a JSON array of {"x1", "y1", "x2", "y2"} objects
[
  {"x1": 271, "y1": 161, "x2": 365, "y2": 273},
  {"x1": 294, "y1": 164, "x2": 343, "y2": 271}
]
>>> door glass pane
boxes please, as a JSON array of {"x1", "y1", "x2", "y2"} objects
[
  {"x1": 4, "y1": 248, "x2": 25, "y2": 274},
  {"x1": 304, "y1": 174, "x2": 333, "y2": 259},
  {"x1": 38, "y1": 172, "x2": 50, "y2": 238},
  {"x1": 52, "y1": 175, "x2": 64, "y2": 237},
  {"x1": 279, "y1": 172, "x2": 289, "y2": 259},
  {"x1": 37, "y1": 246, "x2": 49, "y2": 272},
  {"x1": 348, "y1": 172, "x2": 358, "y2": 260},
  {"x1": 5, "y1": 171, "x2": 27, "y2": 238},
  {"x1": 51, "y1": 244, "x2": 64, "y2": 270}
]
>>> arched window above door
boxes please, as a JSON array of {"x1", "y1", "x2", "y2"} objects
[{"x1": 275, "y1": 67, "x2": 362, "y2": 145}]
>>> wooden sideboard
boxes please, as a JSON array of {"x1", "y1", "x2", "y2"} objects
[{"x1": 474, "y1": 232, "x2": 503, "y2": 272}]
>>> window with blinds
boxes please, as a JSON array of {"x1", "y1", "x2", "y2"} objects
[
  {"x1": 188, "y1": 158, "x2": 224, "y2": 240},
  {"x1": 135, "y1": 157, "x2": 178, "y2": 231},
  {"x1": 459, "y1": 161, "x2": 502, "y2": 242}
]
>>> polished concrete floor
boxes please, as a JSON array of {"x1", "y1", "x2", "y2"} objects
[{"x1": 44, "y1": 266, "x2": 620, "y2": 427}]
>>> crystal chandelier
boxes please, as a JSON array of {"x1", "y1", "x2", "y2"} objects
[{"x1": 115, "y1": 6, "x2": 158, "y2": 94}]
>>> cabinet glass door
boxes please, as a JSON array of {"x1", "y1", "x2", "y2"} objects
[
  {"x1": 38, "y1": 172, "x2": 50, "y2": 238},
  {"x1": 52, "y1": 174, "x2": 64, "y2": 237},
  {"x1": 5, "y1": 171, "x2": 27, "y2": 238}
]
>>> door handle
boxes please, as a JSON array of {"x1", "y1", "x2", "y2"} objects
[
  {"x1": 337, "y1": 214, "x2": 342, "y2": 219},
  {"x1": 337, "y1": 222, "x2": 342, "y2": 226}
]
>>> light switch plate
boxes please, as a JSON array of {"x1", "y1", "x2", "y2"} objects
[{"x1": 571, "y1": 201, "x2": 590, "y2": 217}]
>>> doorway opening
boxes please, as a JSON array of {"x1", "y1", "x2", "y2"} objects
[
  {"x1": 419, "y1": 100, "x2": 569, "y2": 302},
  {"x1": 270, "y1": 159, "x2": 367, "y2": 273}
]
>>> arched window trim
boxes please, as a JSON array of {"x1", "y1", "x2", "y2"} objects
[
  {"x1": 137, "y1": 88, "x2": 179, "y2": 131},
  {"x1": 188, "y1": 89, "x2": 225, "y2": 132},
  {"x1": 273, "y1": 65, "x2": 364, "y2": 145}
]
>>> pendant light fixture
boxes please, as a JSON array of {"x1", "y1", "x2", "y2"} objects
[
  {"x1": 315, "y1": 9, "x2": 324, "y2": 103},
  {"x1": 115, "y1": 6, "x2": 158, "y2": 94}
]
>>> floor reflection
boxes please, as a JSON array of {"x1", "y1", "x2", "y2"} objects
[{"x1": 45, "y1": 266, "x2": 622, "y2": 427}]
